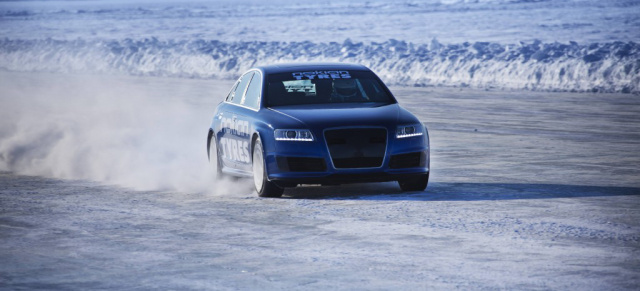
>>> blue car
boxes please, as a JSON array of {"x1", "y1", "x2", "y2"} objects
[{"x1": 207, "y1": 63, "x2": 429, "y2": 197}]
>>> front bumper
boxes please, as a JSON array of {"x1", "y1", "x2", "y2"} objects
[
  {"x1": 269, "y1": 170, "x2": 429, "y2": 186},
  {"x1": 265, "y1": 147, "x2": 429, "y2": 185},
  {"x1": 264, "y1": 125, "x2": 429, "y2": 186}
]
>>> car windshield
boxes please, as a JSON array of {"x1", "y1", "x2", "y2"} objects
[{"x1": 265, "y1": 70, "x2": 395, "y2": 107}]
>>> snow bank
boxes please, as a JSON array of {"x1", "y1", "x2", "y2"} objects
[{"x1": 0, "y1": 38, "x2": 637, "y2": 93}]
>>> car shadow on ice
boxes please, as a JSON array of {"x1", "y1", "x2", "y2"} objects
[{"x1": 282, "y1": 182, "x2": 640, "y2": 201}]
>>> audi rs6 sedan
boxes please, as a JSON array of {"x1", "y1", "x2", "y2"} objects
[{"x1": 207, "y1": 63, "x2": 429, "y2": 197}]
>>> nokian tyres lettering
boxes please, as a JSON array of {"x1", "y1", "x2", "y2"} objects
[
  {"x1": 292, "y1": 71, "x2": 351, "y2": 80},
  {"x1": 219, "y1": 117, "x2": 250, "y2": 163}
]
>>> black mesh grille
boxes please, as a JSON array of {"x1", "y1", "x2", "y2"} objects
[
  {"x1": 325, "y1": 128, "x2": 387, "y2": 169},
  {"x1": 389, "y1": 152, "x2": 423, "y2": 169},
  {"x1": 277, "y1": 157, "x2": 326, "y2": 172},
  {"x1": 332, "y1": 157, "x2": 383, "y2": 168}
]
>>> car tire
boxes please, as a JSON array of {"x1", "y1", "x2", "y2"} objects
[
  {"x1": 208, "y1": 134, "x2": 223, "y2": 180},
  {"x1": 398, "y1": 173, "x2": 429, "y2": 192},
  {"x1": 252, "y1": 137, "x2": 284, "y2": 198}
]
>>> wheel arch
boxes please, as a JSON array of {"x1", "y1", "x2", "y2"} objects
[
  {"x1": 249, "y1": 122, "x2": 277, "y2": 180},
  {"x1": 250, "y1": 120, "x2": 277, "y2": 159}
]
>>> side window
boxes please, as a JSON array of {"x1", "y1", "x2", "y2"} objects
[
  {"x1": 242, "y1": 72, "x2": 262, "y2": 109},
  {"x1": 225, "y1": 81, "x2": 239, "y2": 102},
  {"x1": 228, "y1": 72, "x2": 254, "y2": 104}
]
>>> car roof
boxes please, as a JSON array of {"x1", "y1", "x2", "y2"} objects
[{"x1": 254, "y1": 62, "x2": 371, "y2": 75}]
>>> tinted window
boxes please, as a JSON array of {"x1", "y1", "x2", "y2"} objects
[
  {"x1": 265, "y1": 70, "x2": 395, "y2": 107},
  {"x1": 242, "y1": 72, "x2": 262, "y2": 109},
  {"x1": 225, "y1": 81, "x2": 239, "y2": 102},
  {"x1": 228, "y1": 71, "x2": 254, "y2": 104}
]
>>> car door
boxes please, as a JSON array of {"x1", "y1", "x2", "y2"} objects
[
  {"x1": 218, "y1": 71, "x2": 254, "y2": 173},
  {"x1": 232, "y1": 70, "x2": 263, "y2": 173}
]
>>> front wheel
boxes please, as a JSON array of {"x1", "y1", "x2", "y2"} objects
[
  {"x1": 252, "y1": 137, "x2": 284, "y2": 198},
  {"x1": 208, "y1": 135, "x2": 223, "y2": 180},
  {"x1": 398, "y1": 173, "x2": 429, "y2": 192}
]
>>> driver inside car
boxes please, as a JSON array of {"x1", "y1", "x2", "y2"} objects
[{"x1": 331, "y1": 78, "x2": 365, "y2": 102}]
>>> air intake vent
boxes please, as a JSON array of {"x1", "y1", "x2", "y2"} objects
[{"x1": 389, "y1": 152, "x2": 423, "y2": 169}]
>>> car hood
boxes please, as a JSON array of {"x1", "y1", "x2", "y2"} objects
[{"x1": 267, "y1": 103, "x2": 417, "y2": 129}]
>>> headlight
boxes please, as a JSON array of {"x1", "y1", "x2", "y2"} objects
[
  {"x1": 396, "y1": 124, "x2": 424, "y2": 138},
  {"x1": 274, "y1": 129, "x2": 314, "y2": 141}
]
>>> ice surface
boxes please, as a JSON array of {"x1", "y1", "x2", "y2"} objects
[
  {"x1": 1, "y1": 0, "x2": 638, "y2": 44},
  {"x1": 0, "y1": 71, "x2": 639, "y2": 290}
]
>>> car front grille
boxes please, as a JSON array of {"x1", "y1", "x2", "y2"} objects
[{"x1": 324, "y1": 128, "x2": 387, "y2": 169}]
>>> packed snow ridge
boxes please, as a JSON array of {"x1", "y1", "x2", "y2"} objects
[{"x1": 0, "y1": 38, "x2": 637, "y2": 93}]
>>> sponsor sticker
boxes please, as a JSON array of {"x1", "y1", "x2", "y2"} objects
[
  {"x1": 292, "y1": 71, "x2": 351, "y2": 80},
  {"x1": 221, "y1": 117, "x2": 250, "y2": 138},
  {"x1": 219, "y1": 117, "x2": 251, "y2": 163},
  {"x1": 220, "y1": 137, "x2": 250, "y2": 163}
]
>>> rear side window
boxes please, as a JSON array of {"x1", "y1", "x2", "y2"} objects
[
  {"x1": 225, "y1": 82, "x2": 239, "y2": 102},
  {"x1": 227, "y1": 71, "x2": 254, "y2": 104},
  {"x1": 242, "y1": 72, "x2": 262, "y2": 109}
]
